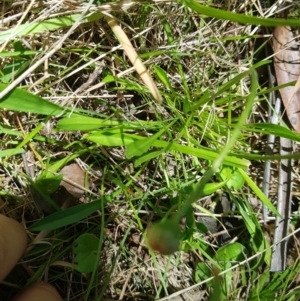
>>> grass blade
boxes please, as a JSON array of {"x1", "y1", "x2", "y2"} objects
[
  {"x1": 86, "y1": 130, "x2": 249, "y2": 169},
  {"x1": 29, "y1": 200, "x2": 102, "y2": 231},
  {"x1": 238, "y1": 168, "x2": 279, "y2": 216},
  {"x1": 0, "y1": 13, "x2": 103, "y2": 43},
  {"x1": 0, "y1": 148, "x2": 25, "y2": 157},
  {"x1": 0, "y1": 84, "x2": 64, "y2": 115},
  {"x1": 184, "y1": 0, "x2": 300, "y2": 27}
]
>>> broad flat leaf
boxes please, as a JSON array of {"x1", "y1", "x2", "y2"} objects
[
  {"x1": 273, "y1": 26, "x2": 300, "y2": 132},
  {"x1": 233, "y1": 194, "x2": 271, "y2": 269},
  {"x1": 26, "y1": 176, "x2": 61, "y2": 213},
  {"x1": 0, "y1": 84, "x2": 63, "y2": 115},
  {"x1": 214, "y1": 243, "x2": 245, "y2": 299},
  {"x1": 35, "y1": 172, "x2": 63, "y2": 195},
  {"x1": 215, "y1": 242, "x2": 246, "y2": 264},
  {"x1": 74, "y1": 233, "x2": 99, "y2": 273},
  {"x1": 126, "y1": 137, "x2": 153, "y2": 159},
  {"x1": 29, "y1": 200, "x2": 102, "y2": 231},
  {"x1": 219, "y1": 167, "x2": 244, "y2": 190}
]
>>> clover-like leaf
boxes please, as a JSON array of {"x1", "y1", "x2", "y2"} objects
[
  {"x1": 74, "y1": 233, "x2": 100, "y2": 273},
  {"x1": 220, "y1": 166, "x2": 244, "y2": 190}
]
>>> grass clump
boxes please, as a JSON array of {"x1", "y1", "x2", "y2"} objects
[{"x1": 1, "y1": 0, "x2": 300, "y2": 300}]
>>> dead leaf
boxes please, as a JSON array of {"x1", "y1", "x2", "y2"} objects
[
  {"x1": 60, "y1": 163, "x2": 85, "y2": 198},
  {"x1": 273, "y1": 26, "x2": 300, "y2": 132}
]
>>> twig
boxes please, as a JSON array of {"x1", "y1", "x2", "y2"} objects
[
  {"x1": 106, "y1": 15, "x2": 162, "y2": 103},
  {"x1": 262, "y1": 64, "x2": 281, "y2": 222},
  {"x1": 270, "y1": 136, "x2": 293, "y2": 271}
]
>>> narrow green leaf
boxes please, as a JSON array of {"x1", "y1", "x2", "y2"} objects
[
  {"x1": 0, "y1": 50, "x2": 39, "y2": 58},
  {"x1": 101, "y1": 74, "x2": 115, "y2": 84},
  {"x1": 245, "y1": 123, "x2": 300, "y2": 143},
  {"x1": 0, "y1": 148, "x2": 25, "y2": 157},
  {"x1": 29, "y1": 200, "x2": 102, "y2": 231},
  {"x1": 8, "y1": 123, "x2": 45, "y2": 158},
  {"x1": 238, "y1": 168, "x2": 279, "y2": 216},
  {"x1": 0, "y1": 59, "x2": 30, "y2": 84},
  {"x1": 153, "y1": 65, "x2": 174, "y2": 91},
  {"x1": 126, "y1": 120, "x2": 175, "y2": 158},
  {"x1": 57, "y1": 116, "x2": 124, "y2": 131},
  {"x1": 193, "y1": 61, "x2": 269, "y2": 109},
  {"x1": 85, "y1": 130, "x2": 250, "y2": 169},
  {"x1": 0, "y1": 13, "x2": 103, "y2": 42},
  {"x1": 0, "y1": 124, "x2": 23, "y2": 136},
  {"x1": 233, "y1": 197, "x2": 269, "y2": 269},
  {"x1": 134, "y1": 150, "x2": 164, "y2": 167},
  {"x1": 0, "y1": 84, "x2": 64, "y2": 115},
  {"x1": 47, "y1": 150, "x2": 88, "y2": 174},
  {"x1": 86, "y1": 130, "x2": 138, "y2": 146},
  {"x1": 57, "y1": 115, "x2": 161, "y2": 131},
  {"x1": 195, "y1": 262, "x2": 211, "y2": 283},
  {"x1": 183, "y1": 179, "x2": 229, "y2": 198},
  {"x1": 184, "y1": 0, "x2": 300, "y2": 27}
]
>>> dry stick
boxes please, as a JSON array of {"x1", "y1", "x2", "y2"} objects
[
  {"x1": 0, "y1": 0, "x2": 95, "y2": 99},
  {"x1": 106, "y1": 15, "x2": 162, "y2": 103},
  {"x1": 270, "y1": 136, "x2": 293, "y2": 272},
  {"x1": 262, "y1": 65, "x2": 281, "y2": 222},
  {"x1": 270, "y1": 17, "x2": 295, "y2": 271},
  {"x1": 263, "y1": 66, "x2": 293, "y2": 271}
]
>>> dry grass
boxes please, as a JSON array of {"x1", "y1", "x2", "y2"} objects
[{"x1": 1, "y1": 0, "x2": 300, "y2": 300}]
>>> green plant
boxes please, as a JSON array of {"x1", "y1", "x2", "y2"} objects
[{"x1": 1, "y1": 1, "x2": 300, "y2": 300}]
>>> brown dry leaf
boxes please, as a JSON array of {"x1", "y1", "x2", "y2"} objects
[
  {"x1": 273, "y1": 26, "x2": 300, "y2": 132},
  {"x1": 60, "y1": 163, "x2": 85, "y2": 198}
]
